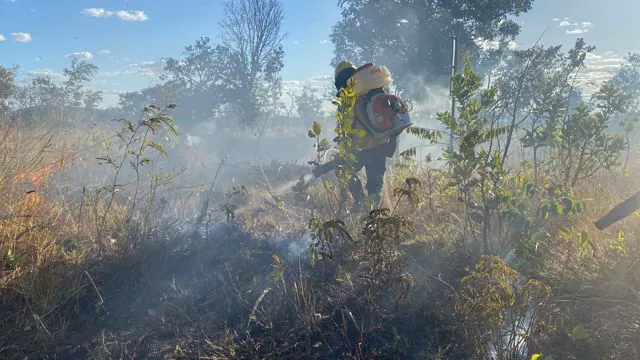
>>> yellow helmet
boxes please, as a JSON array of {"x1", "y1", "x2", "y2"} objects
[{"x1": 334, "y1": 60, "x2": 356, "y2": 79}]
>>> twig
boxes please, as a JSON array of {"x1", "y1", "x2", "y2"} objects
[{"x1": 85, "y1": 270, "x2": 105, "y2": 309}]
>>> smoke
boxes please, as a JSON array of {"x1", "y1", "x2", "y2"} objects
[
  {"x1": 395, "y1": 74, "x2": 453, "y2": 163},
  {"x1": 281, "y1": 230, "x2": 315, "y2": 261}
]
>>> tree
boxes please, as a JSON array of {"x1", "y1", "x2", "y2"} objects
[
  {"x1": 119, "y1": 83, "x2": 177, "y2": 119},
  {"x1": 59, "y1": 59, "x2": 101, "y2": 123},
  {"x1": 10, "y1": 59, "x2": 101, "y2": 125},
  {"x1": 162, "y1": 37, "x2": 240, "y2": 100},
  {"x1": 0, "y1": 65, "x2": 18, "y2": 117},
  {"x1": 162, "y1": 38, "x2": 243, "y2": 130},
  {"x1": 606, "y1": 52, "x2": 640, "y2": 112},
  {"x1": 219, "y1": 0, "x2": 286, "y2": 128},
  {"x1": 294, "y1": 85, "x2": 326, "y2": 122},
  {"x1": 330, "y1": 0, "x2": 534, "y2": 99},
  {"x1": 492, "y1": 38, "x2": 595, "y2": 170}
]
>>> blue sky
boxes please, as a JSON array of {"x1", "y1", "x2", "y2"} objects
[{"x1": 1, "y1": 0, "x2": 639, "y2": 107}]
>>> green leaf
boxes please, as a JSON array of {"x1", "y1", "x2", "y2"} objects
[
  {"x1": 351, "y1": 128, "x2": 367, "y2": 138},
  {"x1": 531, "y1": 354, "x2": 542, "y2": 360},
  {"x1": 560, "y1": 197, "x2": 574, "y2": 215},
  {"x1": 578, "y1": 230, "x2": 590, "y2": 247},
  {"x1": 568, "y1": 324, "x2": 588, "y2": 341},
  {"x1": 523, "y1": 182, "x2": 536, "y2": 199}
]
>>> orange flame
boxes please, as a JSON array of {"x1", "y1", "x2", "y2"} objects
[{"x1": 13, "y1": 156, "x2": 65, "y2": 188}]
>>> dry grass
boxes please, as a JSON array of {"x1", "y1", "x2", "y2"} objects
[{"x1": 2, "y1": 119, "x2": 640, "y2": 359}]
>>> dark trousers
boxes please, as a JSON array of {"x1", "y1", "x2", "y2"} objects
[{"x1": 348, "y1": 137, "x2": 397, "y2": 205}]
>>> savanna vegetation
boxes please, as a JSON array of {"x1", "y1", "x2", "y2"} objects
[{"x1": 1, "y1": 0, "x2": 640, "y2": 359}]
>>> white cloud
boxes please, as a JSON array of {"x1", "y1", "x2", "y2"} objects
[
  {"x1": 83, "y1": 8, "x2": 149, "y2": 21},
  {"x1": 65, "y1": 51, "x2": 94, "y2": 60},
  {"x1": 115, "y1": 10, "x2": 148, "y2": 21},
  {"x1": 576, "y1": 51, "x2": 626, "y2": 97},
  {"x1": 0, "y1": 34, "x2": 5, "y2": 42},
  {"x1": 292, "y1": 40, "x2": 299, "y2": 45},
  {"x1": 557, "y1": 18, "x2": 594, "y2": 35},
  {"x1": 566, "y1": 28, "x2": 586, "y2": 35},
  {"x1": 83, "y1": 8, "x2": 113, "y2": 17},
  {"x1": 282, "y1": 75, "x2": 332, "y2": 94},
  {"x1": 24, "y1": 68, "x2": 65, "y2": 83},
  {"x1": 97, "y1": 71, "x2": 122, "y2": 78},
  {"x1": 99, "y1": 49, "x2": 111, "y2": 54},
  {"x1": 11, "y1": 32, "x2": 32, "y2": 43},
  {"x1": 473, "y1": 37, "x2": 518, "y2": 51},
  {"x1": 126, "y1": 59, "x2": 165, "y2": 78},
  {"x1": 474, "y1": 37, "x2": 500, "y2": 51},
  {"x1": 320, "y1": 40, "x2": 329, "y2": 44}
]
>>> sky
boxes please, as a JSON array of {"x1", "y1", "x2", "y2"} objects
[{"x1": 1, "y1": 0, "x2": 639, "y2": 108}]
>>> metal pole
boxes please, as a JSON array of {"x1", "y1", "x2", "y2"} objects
[{"x1": 449, "y1": 28, "x2": 458, "y2": 151}]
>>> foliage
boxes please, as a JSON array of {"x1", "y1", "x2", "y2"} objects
[
  {"x1": 304, "y1": 79, "x2": 364, "y2": 216},
  {"x1": 0, "y1": 65, "x2": 18, "y2": 116},
  {"x1": 606, "y1": 52, "x2": 640, "y2": 112},
  {"x1": 222, "y1": 0, "x2": 285, "y2": 128},
  {"x1": 437, "y1": 56, "x2": 504, "y2": 254},
  {"x1": 293, "y1": 85, "x2": 326, "y2": 122},
  {"x1": 330, "y1": 0, "x2": 534, "y2": 97},
  {"x1": 10, "y1": 59, "x2": 101, "y2": 125},
  {"x1": 555, "y1": 93, "x2": 626, "y2": 188},
  {"x1": 308, "y1": 215, "x2": 353, "y2": 260},
  {"x1": 158, "y1": 0, "x2": 285, "y2": 130},
  {"x1": 456, "y1": 255, "x2": 551, "y2": 359},
  {"x1": 94, "y1": 104, "x2": 179, "y2": 247},
  {"x1": 160, "y1": 37, "x2": 236, "y2": 128}
]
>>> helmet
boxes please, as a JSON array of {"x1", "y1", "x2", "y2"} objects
[
  {"x1": 334, "y1": 60, "x2": 356, "y2": 79},
  {"x1": 334, "y1": 60, "x2": 357, "y2": 94}
]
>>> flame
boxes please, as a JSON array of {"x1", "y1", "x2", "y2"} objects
[
  {"x1": 23, "y1": 191, "x2": 41, "y2": 209},
  {"x1": 13, "y1": 156, "x2": 65, "y2": 188}
]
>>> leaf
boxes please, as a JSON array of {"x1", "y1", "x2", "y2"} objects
[
  {"x1": 568, "y1": 324, "x2": 588, "y2": 341},
  {"x1": 523, "y1": 182, "x2": 536, "y2": 199},
  {"x1": 560, "y1": 197, "x2": 574, "y2": 215},
  {"x1": 143, "y1": 139, "x2": 167, "y2": 158},
  {"x1": 531, "y1": 354, "x2": 542, "y2": 360},
  {"x1": 578, "y1": 230, "x2": 590, "y2": 247},
  {"x1": 399, "y1": 147, "x2": 417, "y2": 159},
  {"x1": 312, "y1": 121, "x2": 322, "y2": 136},
  {"x1": 351, "y1": 128, "x2": 367, "y2": 139}
]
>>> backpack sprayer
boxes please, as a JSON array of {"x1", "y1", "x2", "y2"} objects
[{"x1": 310, "y1": 63, "x2": 411, "y2": 180}]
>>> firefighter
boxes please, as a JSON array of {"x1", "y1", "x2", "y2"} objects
[{"x1": 333, "y1": 60, "x2": 398, "y2": 213}]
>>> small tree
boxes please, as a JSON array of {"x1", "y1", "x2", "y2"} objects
[
  {"x1": 0, "y1": 65, "x2": 18, "y2": 117},
  {"x1": 555, "y1": 84, "x2": 627, "y2": 188},
  {"x1": 59, "y1": 59, "x2": 100, "y2": 124},
  {"x1": 295, "y1": 85, "x2": 326, "y2": 123},
  {"x1": 438, "y1": 57, "x2": 504, "y2": 254}
]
